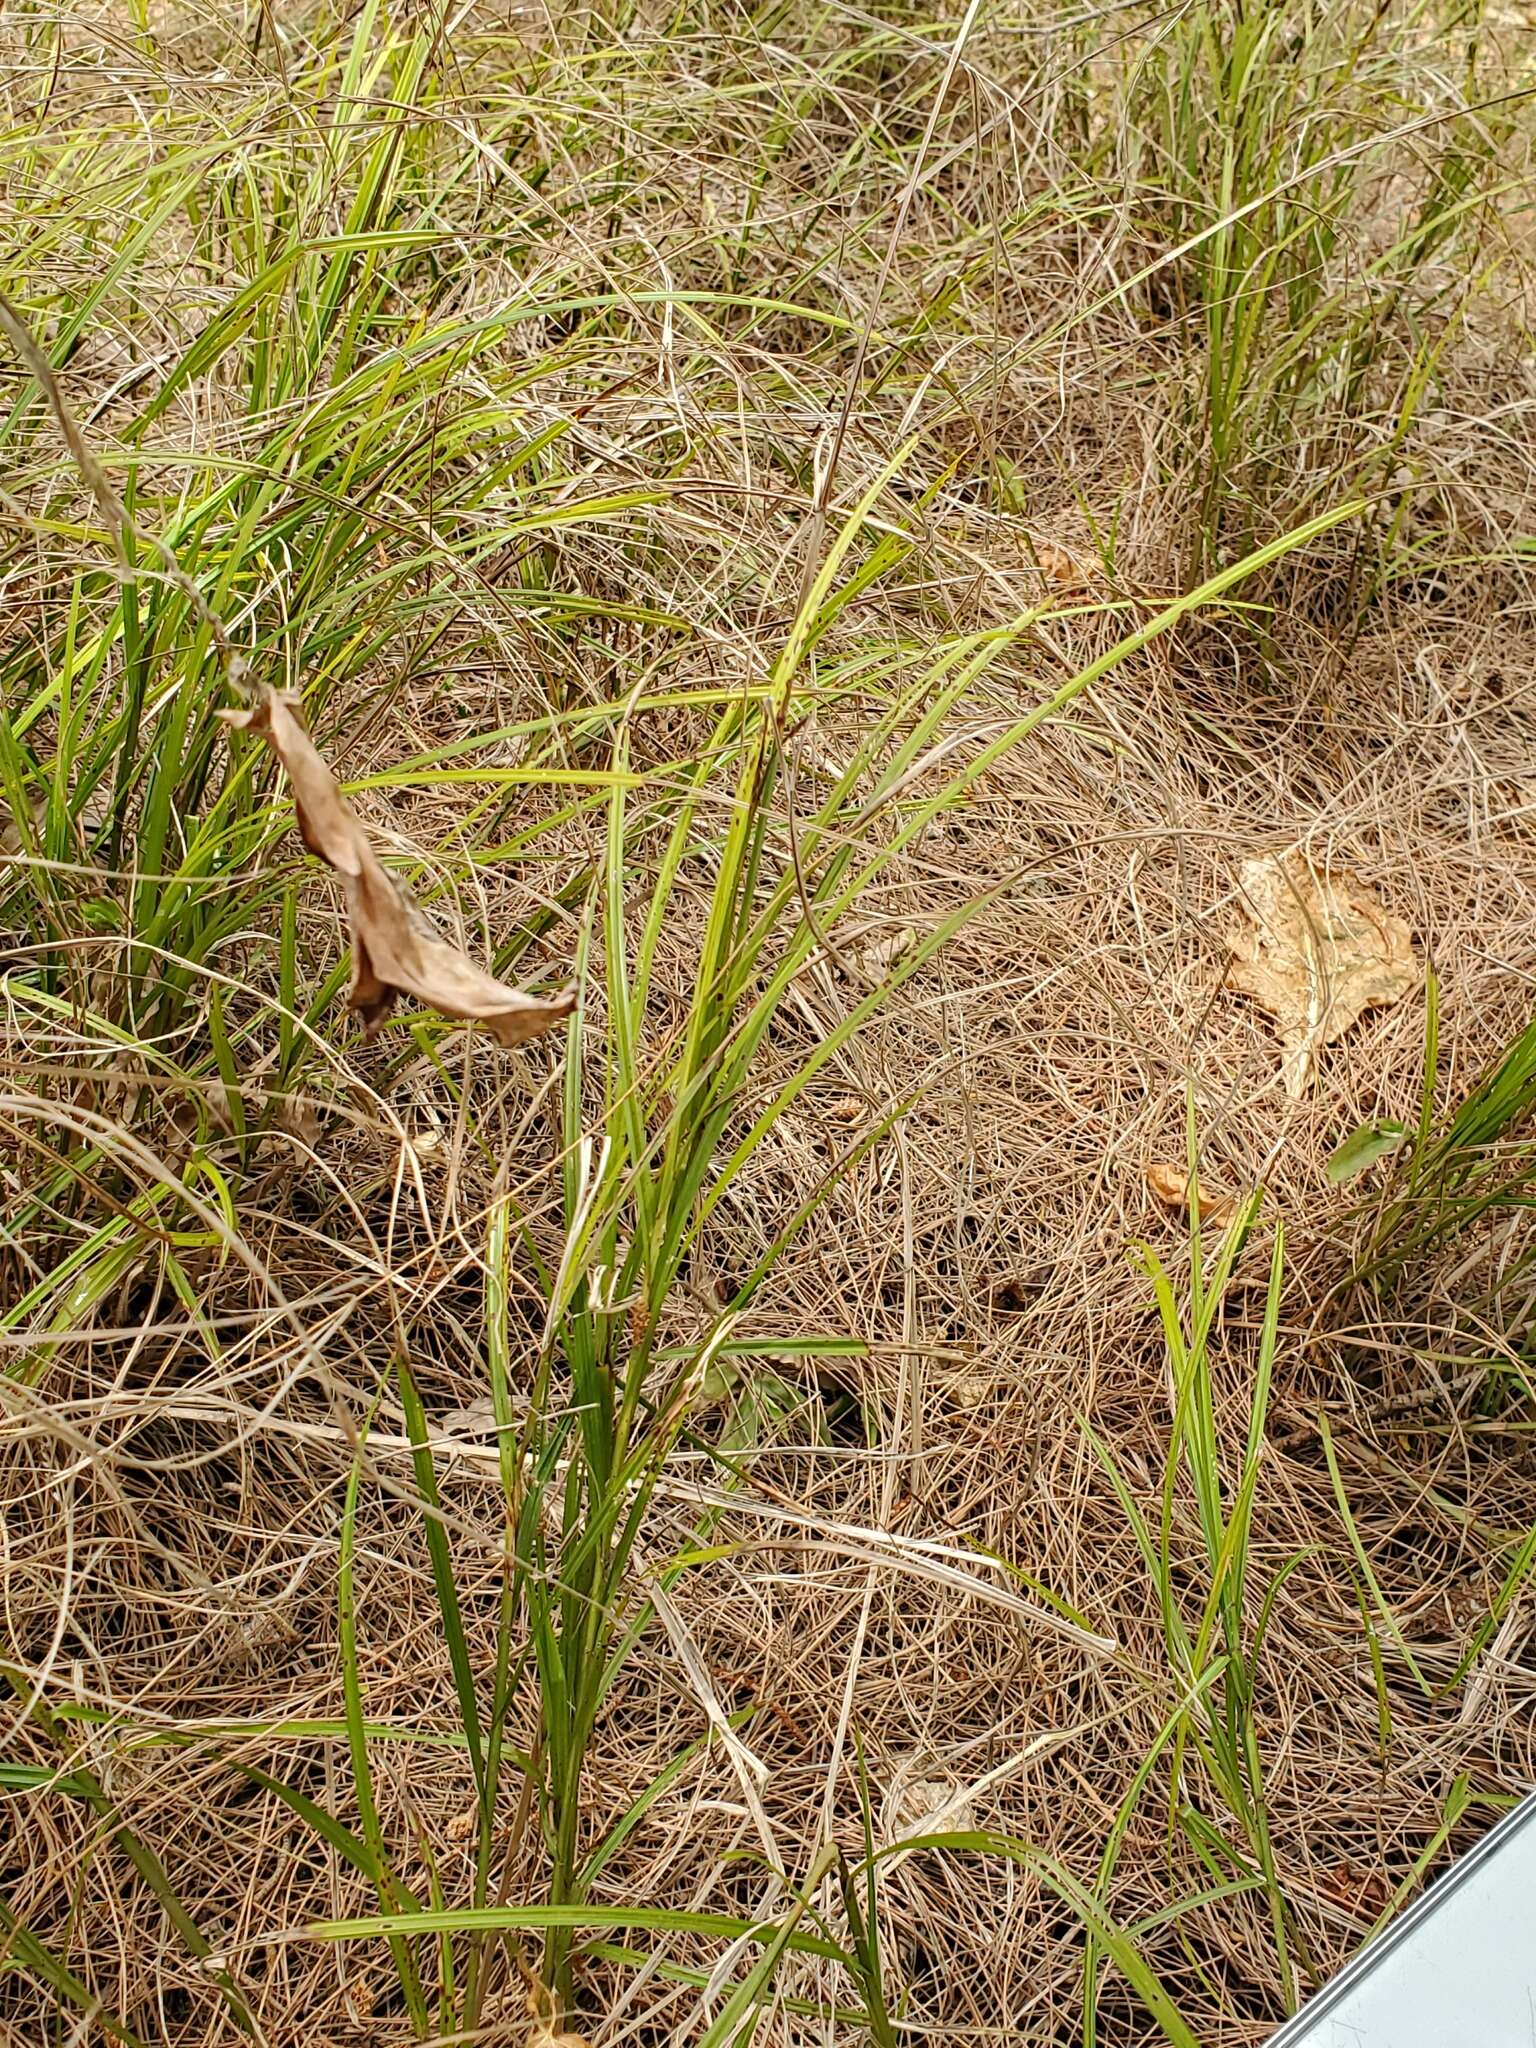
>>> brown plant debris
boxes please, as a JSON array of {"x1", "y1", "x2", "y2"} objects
[
  {"x1": 523, "y1": 1971, "x2": 592, "y2": 2046},
  {"x1": 1145, "y1": 1163, "x2": 1238, "y2": 1226},
  {"x1": 1225, "y1": 850, "x2": 1418, "y2": 1097},
  {"x1": 222, "y1": 689, "x2": 575, "y2": 1045},
  {"x1": 1031, "y1": 538, "x2": 1098, "y2": 593}
]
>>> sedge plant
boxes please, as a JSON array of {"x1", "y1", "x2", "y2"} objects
[{"x1": 1087, "y1": 1114, "x2": 1312, "y2": 2032}]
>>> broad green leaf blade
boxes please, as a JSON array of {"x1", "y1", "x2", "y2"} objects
[{"x1": 1327, "y1": 1118, "x2": 1409, "y2": 1182}]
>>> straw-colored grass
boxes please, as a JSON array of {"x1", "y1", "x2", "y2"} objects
[{"x1": 3, "y1": 1, "x2": 1536, "y2": 2042}]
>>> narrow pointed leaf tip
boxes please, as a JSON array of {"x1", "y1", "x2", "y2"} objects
[{"x1": 222, "y1": 689, "x2": 575, "y2": 1046}]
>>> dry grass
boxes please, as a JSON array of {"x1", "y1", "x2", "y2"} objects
[{"x1": 4, "y1": 0, "x2": 1536, "y2": 2042}]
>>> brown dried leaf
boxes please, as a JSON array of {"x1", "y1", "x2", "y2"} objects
[
  {"x1": 1146, "y1": 1163, "x2": 1238, "y2": 1227},
  {"x1": 1226, "y1": 851, "x2": 1417, "y2": 1097},
  {"x1": 0, "y1": 791, "x2": 45, "y2": 857},
  {"x1": 445, "y1": 1805, "x2": 478, "y2": 1843},
  {"x1": 272, "y1": 1091, "x2": 323, "y2": 1148},
  {"x1": 1324, "y1": 1858, "x2": 1390, "y2": 1915},
  {"x1": 223, "y1": 690, "x2": 574, "y2": 1046},
  {"x1": 1031, "y1": 539, "x2": 1097, "y2": 595}
]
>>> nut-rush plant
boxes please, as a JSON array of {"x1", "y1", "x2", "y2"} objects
[
  {"x1": 313, "y1": 493, "x2": 1371, "y2": 2037},
  {"x1": 0, "y1": 311, "x2": 1367, "y2": 2029},
  {"x1": 1086, "y1": 1113, "x2": 1314, "y2": 2035},
  {"x1": 0, "y1": 206, "x2": 1374, "y2": 2045}
]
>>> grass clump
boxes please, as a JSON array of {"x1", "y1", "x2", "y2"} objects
[
  {"x1": 1330, "y1": 972, "x2": 1536, "y2": 1402},
  {"x1": 1097, "y1": 0, "x2": 1513, "y2": 569}
]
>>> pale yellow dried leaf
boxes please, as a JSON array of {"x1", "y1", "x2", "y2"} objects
[
  {"x1": 1146, "y1": 1163, "x2": 1238, "y2": 1226},
  {"x1": 851, "y1": 924, "x2": 919, "y2": 978},
  {"x1": 222, "y1": 690, "x2": 574, "y2": 1046},
  {"x1": 890, "y1": 1769, "x2": 976, "y2": 1839},
  {"x1": 434, "y1": 1396, "x2": 500, "y2": 1441},
  {"x1": 1226, "y1": 851, "x2": 1417, "y2": 1097},
  {"x1": 522, "y1": 1974, "x2": 592, "y2": 2046},
  {"x1": 934, "y1": 1363, "x2": 1003, "y2": 1406}
]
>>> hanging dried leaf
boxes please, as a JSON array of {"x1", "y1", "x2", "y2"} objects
[
  {"x1": 1226, "y1": 852, "x2": 1417, "y2": 1097},
  {"x1": 1146, "y1": 1163, "x2": 1238, "y2": 1227},
  {"x1": 222, "y1": 690, "x2": 574, "y2": 1046}
]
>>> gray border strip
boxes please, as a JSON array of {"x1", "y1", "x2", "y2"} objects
[{"x1": 1266, "y1": 1789, "x2": 1536, "y2": 2044}]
